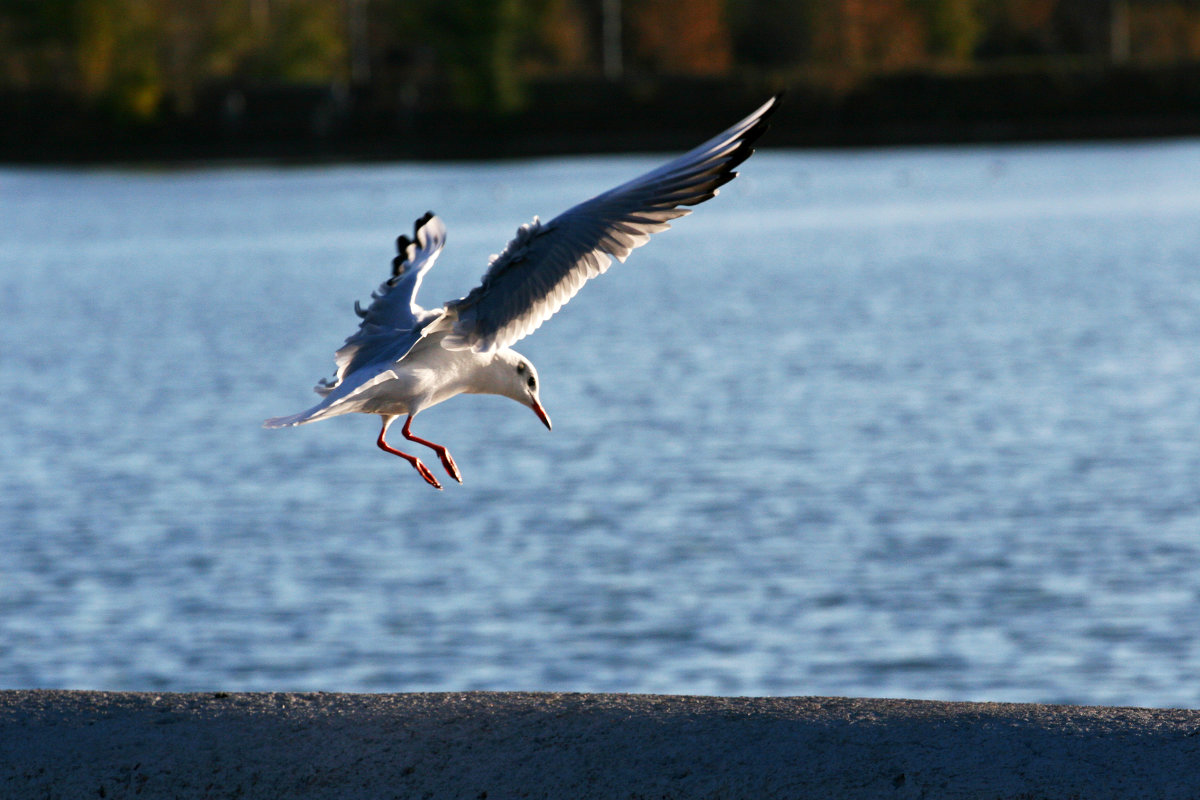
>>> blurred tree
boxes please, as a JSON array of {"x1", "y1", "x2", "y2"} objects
[
  {"x1": 524, "y1": 0, "x2": 592, "y2": 74},
  {"x1": 812, "y1": 0, "x2": 928, "y2": 68},
  {"x1": 73, "y1": 0, "x2": 163, "y2": 117},
  {"x1": 0, "y1": 0, "x2": 348, "y2": 116},
  {"x1": 1052, "y1": 0, "x2": 1111, "y2": 55},
  {"x1": 975, "y1": 0, "x2": 1062, "y2": 57},
  {"x1": 0, "y1": 0, "x2": 74, "y2": 87},
  {"x1": 6, "y1": 0, "x2": 1200, "y2": 127},
  {"x1": 625, "y1": 0, "x2": 732, "y2": 74},
  {"x1": 916, "y1": 0, "x2": 983, "y2": 60},
  {"x1": 727, "y1": 0, "x2": 820, "y2": 68},
  {"x1": 1127, "y1": 1, "x2": 1200, "y2": 60},
  {"x1": 376, "y1": 0, "x2": 552, "y2": 111},
  {"x1": 240, "y1": 0, "x2": 347, "y2": 82}
]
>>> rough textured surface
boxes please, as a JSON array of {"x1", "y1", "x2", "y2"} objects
[{"x1": 3, "y1": 690, "x2": 1200, "y2": 799}]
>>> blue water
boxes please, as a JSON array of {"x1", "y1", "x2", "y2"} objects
[{"x1": 4, "y1": 139, "x2": 1200, "y2": 706}]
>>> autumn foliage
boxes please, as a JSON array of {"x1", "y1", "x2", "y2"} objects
[{"x1": 3, "y1": 0, "x2": 1200, "y2": 115}]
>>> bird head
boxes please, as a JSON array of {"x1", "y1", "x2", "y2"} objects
[{"x1": 497, "y1": 350, "x2": 552, "y2": 431}]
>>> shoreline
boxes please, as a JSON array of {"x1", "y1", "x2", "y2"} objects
[
  {"x1": 8, "y1": 63, "x2": 1200, "y2": 165},
  {"x1": 3, "y1": 690, "x2": 1199, "y2": 798}
]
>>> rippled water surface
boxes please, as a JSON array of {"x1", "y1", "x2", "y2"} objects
[{"x1": 4, "y1": 139, "x2": 1200, "y2": 706}]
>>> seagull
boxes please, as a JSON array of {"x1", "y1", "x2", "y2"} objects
[{"x1": 265, "y1": 95, "x2": 779, "y2": 489}]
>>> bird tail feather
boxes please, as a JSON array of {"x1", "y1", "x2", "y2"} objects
[{"x1": 263, "y1": 410, "x2": 321, "y2": 428}]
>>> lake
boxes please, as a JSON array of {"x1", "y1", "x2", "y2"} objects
[{"x1": 4, "y1": 137, "x2": 1200, "y2": 707}]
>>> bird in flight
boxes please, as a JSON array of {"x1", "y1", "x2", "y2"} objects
[{"x1": 265, "y1": 95, "x2": 778, "y2": 489}]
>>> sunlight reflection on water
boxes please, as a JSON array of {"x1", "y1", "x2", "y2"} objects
[{"x1": 4, "y1": 139, "x2": 1200, "y2": 705}]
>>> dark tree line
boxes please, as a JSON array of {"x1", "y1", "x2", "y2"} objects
[{"x1": 3, "y1": 0, "x2": 1200, "y2": 116}]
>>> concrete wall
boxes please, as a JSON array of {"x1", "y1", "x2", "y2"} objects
[{"x1": 3, "y1": 690, "x2": 1199, "y2": 799}]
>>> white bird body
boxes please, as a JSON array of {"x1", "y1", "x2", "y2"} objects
[
  {"x1": 266, "y1": 96, "x2": 778, "y2": 488},
  {"x1": 282, "y1": 332, "x2": 526, "y2": 422}
]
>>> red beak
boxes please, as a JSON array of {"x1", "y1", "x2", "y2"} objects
[{"x1": 531, "y1": 400, "x2": 552, "y2": 431}]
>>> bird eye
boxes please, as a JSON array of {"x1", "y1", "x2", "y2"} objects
[{"x1": 528, "y1": 377, "x2": 537, "y2": 389}]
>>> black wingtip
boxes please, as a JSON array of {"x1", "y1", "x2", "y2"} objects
[
  {"x1": 392, "y1": 211, "x2": 440, "y2": 278},
  {"x1": 721, "y1": 94, "x2": 780, "y2": 178},
  {"x1": 391, "y1": 237, "x2": 412, "y2": 277},
  {"x1": 747, "y1": 94, "x2": 781, "y2": 143}
]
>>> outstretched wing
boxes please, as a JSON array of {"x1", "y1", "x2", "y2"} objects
[
  {"x1": 315, "y1": 212, "x2": 446, "y2": 396},
  {"x1": 438, "y1": 95, "x2": 779, "y2": 353}
]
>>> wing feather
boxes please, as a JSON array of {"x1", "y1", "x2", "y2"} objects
[
  {"x1": 315, "y1": 212, "x2": 446, "y2": 395},
  {"x1": 440, "y1": 95, "x2": 779, "y2": 352}
]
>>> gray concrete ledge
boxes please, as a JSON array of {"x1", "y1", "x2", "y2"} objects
[{"x1": 3, "y1": 690, "x2": 1200, "y2": 799}]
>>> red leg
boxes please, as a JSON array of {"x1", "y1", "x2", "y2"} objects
[
  {"x1": 377, "y1": 417, "x2": 442, "y2": 490},
  {"x1": 401, "y1": 415, "x2": 462, "y2": 484}
]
